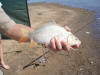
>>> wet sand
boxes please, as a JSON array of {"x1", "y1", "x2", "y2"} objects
[{"x1": 2, "y1": 3, "x2": 100, "y2": 75}]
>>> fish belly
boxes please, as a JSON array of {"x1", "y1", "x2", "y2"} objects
[{"x1": 31, "y1": 25, "x2": 70, "y2": 44}]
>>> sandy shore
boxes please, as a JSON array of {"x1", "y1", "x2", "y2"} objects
[{"x1": 2, "y1": 3, "x2": 100, "y2": 75}]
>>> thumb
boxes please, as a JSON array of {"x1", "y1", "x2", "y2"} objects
[{"x1": 64, "y1": 26, "x2": 71, "y2": 32}]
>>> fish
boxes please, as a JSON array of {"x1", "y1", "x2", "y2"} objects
[{"x1": 19, "y1": 21, "x2": 81, "y2": 48}]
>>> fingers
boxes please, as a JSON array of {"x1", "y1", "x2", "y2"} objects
[
  {"x1": 49, "y1": 37, "x2": 71, "y2": 51},
  {"x1": 61, "y1": 40, "x2": 71, "y2": 51},
  {"x1": 55, "y1": 37, "x2": 62, "y2": 50},
  {"x1": 49, "y1": 37, "x2": 62, "y2": 51},
  {"x1": 50, "y1": 38, "x2": 56, "y2": 50},
  {"x1": 64, "y1": 26, "x2": 71, "y2": 32}
]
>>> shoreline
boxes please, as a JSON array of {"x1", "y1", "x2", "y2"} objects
[
  {"x1": 28, "y1": 2, "x2": 95, "y2": 13},
  {"x1": 28, "y1": 3, "x2": 94, "y2": 32}
]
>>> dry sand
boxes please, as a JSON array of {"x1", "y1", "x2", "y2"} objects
[{"x1": 2, "y1": 3, "x2": 100, "y2": 75}]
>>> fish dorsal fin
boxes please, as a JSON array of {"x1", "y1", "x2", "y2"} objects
[
  {"x1": 50, "y1": 19, "x2": 56, "y2": 24},
  {"x1": 46, "y1": 19, "x2": 57, "y2": 25}
]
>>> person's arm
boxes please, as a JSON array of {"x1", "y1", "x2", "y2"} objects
[
  {"x1": 0, "y1": 6, "x2": 33, "y2": 69},
  {"x1": 0, "y1": 6, "x2": 32, "y2": 41},
  {"x1": 0, "y1": 6, "x2": 16, "y2": 34},
  {"x1": 5, "y1": 24, "x2": 33, "y2": 41}
]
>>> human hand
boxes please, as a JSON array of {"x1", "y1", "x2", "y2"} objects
[
  {"x1": 48, "y1": 26, "x2": 79, "y2": 51},
  {"x1": 5, "y1": 24, "x2": 33, "y2": 42}
]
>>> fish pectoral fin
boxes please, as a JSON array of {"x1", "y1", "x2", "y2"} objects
[
  {"x1": 19, "y1": 36, "x2": 28, "y2": 43},
  {"x1": 30, "y1": 40, "x2": 37, "y2": 48}
]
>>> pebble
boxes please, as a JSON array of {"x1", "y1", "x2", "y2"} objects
[
  {"x1": 39, "y1": 58, "x2": 47, "y2": 63},
  {"x1": 90, "y1": 61, "x2": 94, "y2": 64},
  {"x1": 85, "y1": 32, "x2": 90, "y2": 34},
  {"x1": 79, "y1": 68, "x2": 84, "y2": 71}
]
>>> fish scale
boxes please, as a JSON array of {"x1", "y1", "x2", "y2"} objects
[{"x1": 30, "y1": 25, "x2": 68, "y2": 43}]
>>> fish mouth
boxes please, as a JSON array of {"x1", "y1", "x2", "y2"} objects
[
  {"x1": 67, "y1": 33, "x2": 81, "y2": 46},
  {"x1": 71, "y1": 40, "x2": 81, "y2": 48},
  {"x1": 71, "y1": 43, "x2": 80, "y2": 48}
]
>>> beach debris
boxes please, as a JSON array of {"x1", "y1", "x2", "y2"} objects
[
  {"x1": 37, "y1": 12, "x2": 42, "y2": 15},
  {"x1": 19, "y1": 21, "x2": 81, "y2": 49},
  {"x1": 79, "y1": 66, "x2": 85, "y2": 71},
  {"x1": 85, "y1": 31, "x2": 90, "y2": 34},
  {"x1": 39, "y1": 58, "x2": 47, "y2": 63},
  {"x1": 15, "y1": 50, "x2": 22, "y2": 54},
  {"x1": 33, "y1": 63, "x2": 40, "y2": 68},
  {"x1": 88, "y1": 58, "x2": 94, "y2": 65},
  {"x1": 23, "y1": 50, "x2": 49, "y2": 69},
  {"x1": 90, "y1": 61, "x2": 94, "y2": 64},
  {"x1": 79, "y1": 68, "x2": 84, "y2": 71}
]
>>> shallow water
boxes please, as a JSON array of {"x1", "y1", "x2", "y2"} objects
[{"x1": 28, "y1": 0, "x2": 100, "y2": 11}]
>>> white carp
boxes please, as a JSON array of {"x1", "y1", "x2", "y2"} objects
[{"x1": 19, "y1": 21, "x2": 81, "y2": 48}]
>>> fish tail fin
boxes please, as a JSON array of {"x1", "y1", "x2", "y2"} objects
[
  {"x1": 50, "y1": 19, "x2": 56, "y2": 24},
  {"x1": 47, "y1": 19, "x2": 57, "y2": 25},
  {"x1": 18, "y1": 28, "x2": 30, "y2": 43},
  {"x1": 19, "y1": 36, "x2": 28, "y2": 43},
  {"x1": 30, "y1": 40, "x2": 37, "y2": 48}
]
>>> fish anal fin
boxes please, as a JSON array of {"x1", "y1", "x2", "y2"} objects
[{"x1": 30, "y1": 40, "x2": 37, "y2": 48}]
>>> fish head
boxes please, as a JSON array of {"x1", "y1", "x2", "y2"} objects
[{"x1": 67, "y1": 33, "x2": 81, "y2": 48}]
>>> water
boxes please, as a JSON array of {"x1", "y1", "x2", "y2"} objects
[{"x1": 28, "y1": 0, "x2": 100, "y2": 11}]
